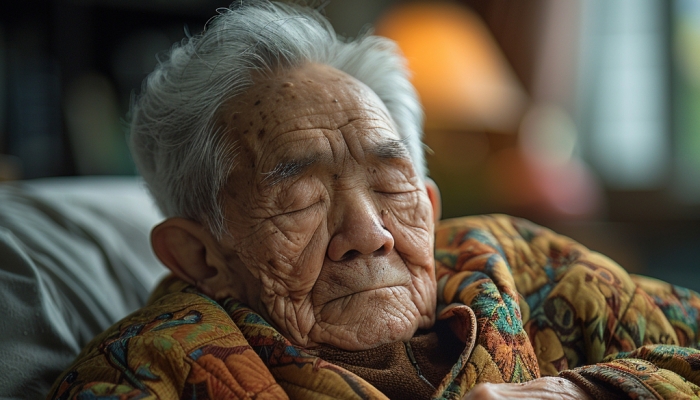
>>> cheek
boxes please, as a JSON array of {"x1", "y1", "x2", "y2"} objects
[
  {"x1": 240, "y1": 205, "x2": 329, "y2": 286},
  {"x1": 270, "y1": 206, "x2": 325, "y2": 253},
  {"x1": 381, "y1": 191, "x2": 435, "y2": 269},
  {"x1": 381, "y1": 191, "x2": 437, "y2": 323}
]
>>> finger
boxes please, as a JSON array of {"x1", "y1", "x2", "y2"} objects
[{"x1": 463, "y1": 383, "x2": 503, "y2": 400}]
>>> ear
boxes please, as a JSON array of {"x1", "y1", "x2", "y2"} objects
[
  {"x1": 151, "y1": 217, "x2": 223, "y2": 289},
  {"x1": 424, "y1": 177, "x2": 442, "y2": 222}
]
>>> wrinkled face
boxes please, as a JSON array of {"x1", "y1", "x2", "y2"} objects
[{"x1": 217, "y1": 63, "x2": 436, "y2": 351}]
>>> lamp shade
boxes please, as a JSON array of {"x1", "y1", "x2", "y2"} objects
[{"x1": 375, "y1": 2, "x2": 528, "y2": 132}]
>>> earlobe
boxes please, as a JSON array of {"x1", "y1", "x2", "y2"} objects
[
  {"x1": 151, "y1": 218, "x2": 220, "y2": 288},
  {"x1": 424, "y1": 177, "x2": 442, "y2": 222}
]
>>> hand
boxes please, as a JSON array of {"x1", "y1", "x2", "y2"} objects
[{"x1": 463, "y1": 377, "x2": 591, "y2": 400}]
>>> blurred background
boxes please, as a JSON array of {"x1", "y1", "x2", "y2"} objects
[{"x1": 1, "y1": 0, "x2": 700, "y2": 289}]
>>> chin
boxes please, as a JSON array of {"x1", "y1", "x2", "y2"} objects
[{"x1": 310, "y1": 292, "x2": 429, "y2": 351}]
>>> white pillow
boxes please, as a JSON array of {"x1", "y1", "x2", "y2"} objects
[{"x1": 0, "y1": 176, "x2": 167, "y2": 398}]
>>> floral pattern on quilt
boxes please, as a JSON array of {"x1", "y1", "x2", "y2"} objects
[{"x1": 48, "y1": 215, "x2": 700, "y2": 399}]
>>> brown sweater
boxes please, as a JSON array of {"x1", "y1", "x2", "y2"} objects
[{"x1": 313, "y1": 321, "x2": 463, "y2": 399}]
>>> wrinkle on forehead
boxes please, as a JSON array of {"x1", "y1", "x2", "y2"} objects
[
  {"x1": 265, "y1": 106, "x2": 391, "y2": 139},
  {"x1": 220, "y1": 62, "x2": 401, "y2": 192},
  {"x1": 254, "y1": 107, "x2": 397, "y2": 169}
]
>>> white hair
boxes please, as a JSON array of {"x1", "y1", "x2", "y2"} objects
[{"x1": 129, "y1": 0, "x2": 425, "y2": 238}]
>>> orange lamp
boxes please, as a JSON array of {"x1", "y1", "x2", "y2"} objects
[{"x1": 375, "y1": 2, "x2": 528, "y2": 132}]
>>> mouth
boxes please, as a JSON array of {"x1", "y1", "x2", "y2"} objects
[
  {"x1": 311, "y1": 253, "x2": 414, "y2": 306},
  {"x1": 313, "y1": 284, "x2": 411, "y2": 308}
]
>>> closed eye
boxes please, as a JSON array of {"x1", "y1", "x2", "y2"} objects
[
  {"x1": 279, "y1": 199, "x2": 323, "y2": 216},
  {"x1": 373, "y1": 188, "x2": 417, "y2": 198}
]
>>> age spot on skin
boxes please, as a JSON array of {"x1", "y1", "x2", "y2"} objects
[
  {"x1": 254, "y1": 100, "x2": 261, "y2": 106},
  {"x1": 258, "y1": 128, "x2": 266, "y2": 138}
]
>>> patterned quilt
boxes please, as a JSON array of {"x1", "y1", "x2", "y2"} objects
[{"x1": 48, "y1": 215, "x2": 700, "y2": 399}]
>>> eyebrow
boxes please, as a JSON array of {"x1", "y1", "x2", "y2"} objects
[
  {"x1": 261, "y1": 155, "x2": 322, "y2": 188},
  {"x1": 369, "y1": 138, "x2": 411, "y2": 160},
  {"x1": 260, "y1": 138, "x2": 411, "y2": 188}
]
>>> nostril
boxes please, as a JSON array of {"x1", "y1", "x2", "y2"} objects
[
  {"x1": 340, "y1": 249, "x2": 360, "y2": 261},
  {"x1": 375, "y1": 243, "x2": 390, "y2": 256}
]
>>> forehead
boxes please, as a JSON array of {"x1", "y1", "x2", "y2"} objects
[{"x1": 222, "y1": 63, "x2": 399, "y2": 160}]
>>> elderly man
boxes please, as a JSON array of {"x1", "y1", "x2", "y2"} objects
[{"x1": 50, "y1": 2, "x2": 700, "y2": 399}]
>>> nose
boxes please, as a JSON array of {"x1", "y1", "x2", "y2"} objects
[{"x1": 327, "y1": 195, "x2": 395, "y2": 262}]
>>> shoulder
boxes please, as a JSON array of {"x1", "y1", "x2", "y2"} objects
[
  {"x1": 49, "y1": 278, "x2": 284, "y2": 399},
  {"x1": 435, "y1": 214, "x2": 620, "y2": 278}
]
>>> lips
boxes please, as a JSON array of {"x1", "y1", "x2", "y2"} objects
[{"x1": 312, "y1": 252, "x2": 413, "y2": 306}]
